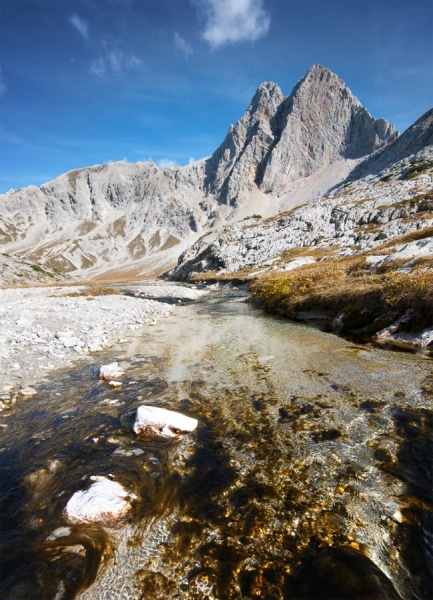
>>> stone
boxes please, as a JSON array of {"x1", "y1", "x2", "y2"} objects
[
  {"x1": 99, "y1": 362, "x2": 125, "y2": 380},
  {"x1": 55, "y1": 331, "x2": 75, "y2": 339},
  {"x1": 133, "y1": 405, "x2": 198, "y2": 438},
  {"x1": 282, "y1": 256, "x2": 316, "y2": 271},
  {"x1": 65, "y1": 476, "x2": 136, "y2": 526},
  {"x1": 20, "y1": 387, "x2": 37, "y2": 396}
]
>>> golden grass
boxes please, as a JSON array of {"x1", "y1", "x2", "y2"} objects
[
  {"x1": 61, "y1": 284, "x2": 122, "y2": 297},
  {"x1": 250, "y1": 251, "x2": 433, "y2": 331}
]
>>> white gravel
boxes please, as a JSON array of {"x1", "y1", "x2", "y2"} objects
[{"x1": 0, "y1": 286, "x2": 174, "y2": 412}]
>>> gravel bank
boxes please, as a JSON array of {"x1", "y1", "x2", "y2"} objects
[{"x1": 0, "y1": 286, "x2": 175, "y2": 412}]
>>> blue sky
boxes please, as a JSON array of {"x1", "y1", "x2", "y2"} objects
[{"x1": 1, "y1": 0, "x2": 432, "y2": 193}]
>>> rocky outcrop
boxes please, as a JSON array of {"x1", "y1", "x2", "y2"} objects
[
  {"x1": 349, "y1": 108, "x2": 433, "y2": 179},
  {"x1": 166, "y1": 147, "x2": 433, "y2": 280},
  {"x1": 206, "y1": 64, "x2": 397, "y2": 205},
  {"x1": 0, "y1": 65, "x2": 399, "y2": 281}
]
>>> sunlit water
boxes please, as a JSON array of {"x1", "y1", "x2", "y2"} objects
[{"x1": 1, "y1": 290, "x2": 432, "y2": 599}]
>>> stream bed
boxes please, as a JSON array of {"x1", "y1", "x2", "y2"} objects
[{"x1": 0, "y1": 289, "x2": 432, "y2": 599}]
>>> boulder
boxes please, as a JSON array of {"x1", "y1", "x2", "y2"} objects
[
  {"x1": 98, "y1": 362, "x2": 125, "y2": 380},
  {"x1": 65, "y1": 476, "x2": 136, "y2": 526},
  {"x1": 133, "y1": 405, "x2": 198, "y2": 438}
]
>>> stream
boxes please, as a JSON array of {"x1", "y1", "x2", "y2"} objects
[{"x1": 0, "y1": 288, "x2": 432, "y2": 599}]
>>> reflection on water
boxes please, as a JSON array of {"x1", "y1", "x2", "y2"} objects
[{"x1": 0, "y1": 291, "x2": 432, "y2": 599}]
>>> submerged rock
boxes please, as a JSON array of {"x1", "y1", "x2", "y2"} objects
[
  {"x1": 133, "y1": 405, "x2": 198, "y2": 438},
  {"x1": 65, "y1": 476, "x2": 136, "y2": 526},
  {"x1": 98, "y1": 362, "x2": 125, "y2": 380}
]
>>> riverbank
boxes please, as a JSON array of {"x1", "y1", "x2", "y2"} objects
[
  {"x1": 248, "y1": 244, "x2": 433, "y2": 350},
  {"x1": 0, "y1": 283, "x2": 207, "y2": 412}
]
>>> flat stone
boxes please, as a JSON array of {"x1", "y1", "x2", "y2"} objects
[{"x1": 133, "y1": 405, "x2": 198, "y2": 438}]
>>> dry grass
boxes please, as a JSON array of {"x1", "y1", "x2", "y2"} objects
[
  {"x1": 250, "y1": 252, "x2": 433, "y2": 332},
  {"x1": 61, "y1": 285, "x2": 122, "y2": 297}
]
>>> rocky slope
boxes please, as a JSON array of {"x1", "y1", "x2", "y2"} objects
[
  {"x1": 166, "y1": 110, "x2": 433, "y2": 281},
  {"x1": 0, "y1": 65, "x2": 398, "y2": 283}
]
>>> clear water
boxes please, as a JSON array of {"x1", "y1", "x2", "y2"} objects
[{"x1": 0, "y1": 290, "x2": 432, "y2": 599}]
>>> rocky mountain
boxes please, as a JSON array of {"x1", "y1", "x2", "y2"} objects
[
  {"x1": 166, "y1": 142, "x2": 433, "y2": 281},
  {"x1": 207, "y1": 64, "x2": 397, "y2": 205},
  {"x1": 0, "y1": 65, "x2": 399, "y2": 283}
]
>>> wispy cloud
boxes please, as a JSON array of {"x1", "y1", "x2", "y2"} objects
[
  {"x1": 90, "y1": 45, "x2": 143, "y2": 78},
  {"x1": 188, "y1": 156, "x2": 210, "y2": 164},
  {"x1": 174, "y1": 32, "x2": 193, "y2": 58},
  {"x1": 157, "y1": 159, "x2": 177, "y2": 169},
  {"x1": 198, "y1": 0, "x2": 270, "y2": 49},
  {"x1": 69, "y1": 14, "x2": 89, "y2": 40}
]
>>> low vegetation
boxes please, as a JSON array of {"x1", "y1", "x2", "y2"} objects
[
  {"x1": 403, "y1": 160, "x2": 433, "y2": 180},
  {"x1": 62, "y1": 285, "x2": 121, "y2": 297},
  {"x1": 30, "y1": 264, "x2": 54, "y2": 277},
  {"x1": 243, "y1": 214, "x2": 262, "y2": 220},
  {"x1": 250, "y1": 249, "x2": 433, "y2": 334}
]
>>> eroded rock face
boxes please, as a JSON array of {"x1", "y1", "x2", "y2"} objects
[
  {"x1": 206, "y1": 64, "x2": 397, "y2": 206},
  {"x1": 133, "y1": 405, "x2": 198, "y2": 438},
  {"x1": 0, "y1": 65, "x2": 398, "y2": 281},
  {"x1": 166, "y1": 146, "x2": 433, "y2": 280},
  {"x1": 350, "y1": 107, "x2": 433, "y2": 179}
]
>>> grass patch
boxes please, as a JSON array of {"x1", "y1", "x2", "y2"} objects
[
  {"x1": 243, "y1": 214, "x2": 262, "y2": 220},
  {"x1": 30, "y1": 264, "x2": 54, "y2": 277},
  {"x1": 404, "y1": 161, "x2": 433, "y2": 180},
  {"x1": 62, "y1": 285, "x2": 121, "y2": 297},
  {"x1": 250, "y1": 252, "x2": 433, "y2": 333}
]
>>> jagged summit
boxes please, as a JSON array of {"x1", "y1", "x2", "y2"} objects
[{"x1": 207, "y1": 64, "x2": 397, "y2": 204}]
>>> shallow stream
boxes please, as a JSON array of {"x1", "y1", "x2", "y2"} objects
[{"x1": 1, "y1": 289, "x2": 432, "y2": 599}]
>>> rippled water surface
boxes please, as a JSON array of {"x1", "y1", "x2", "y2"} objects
[{"x1": 1, "y1": 290, "x2": 432, "y2": 599}]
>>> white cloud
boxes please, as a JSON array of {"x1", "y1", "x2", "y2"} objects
[
  {"x1": 174, "y1": 32, "x2": 193, "y2": 57},
  {"x1": 188, "y1": 156, "x2": 210, "y2": 164},
  {"x1": 199, "y1": 0, "x2": 270, "y2": 48},
  {"x1": 69, "y1": 14, "x2": 89, "y2": 40},
  {"x1": 157, "y1": 159, "x2": 177, "y2": 169},
  {"x1": 90, "y1": 46, "x2": 143, "y2": 77}
]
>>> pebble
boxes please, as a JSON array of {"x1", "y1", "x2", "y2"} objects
[{"x1": 20, "y1": 387, "x2": 37, "y2": 396}]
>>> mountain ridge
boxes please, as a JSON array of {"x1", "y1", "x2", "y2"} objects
[{"x1": 0, "y1": 64, "x2": 408, "y2": 283}]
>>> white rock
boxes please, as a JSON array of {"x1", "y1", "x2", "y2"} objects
[
  {"x1": 62, "y1": 338, "x2": 79, "y2": 348},
  {"x1": 65, "y1": 476, "x2": 136, "y2": 526},
  {"x1": 47, "y1": 526, "x2": 71, "y2": 540},
  {"x1": 133, "y1": 405, "x2": 198, "y2": 438},
  {"x1": 108, "y1": 381, "x2": 122, "y2": 387},
  {"x1": 55, "y1": 331, "x2": 75, "y2": 339},
  {"x1": 365, "y1": 255, "x2": 388, "y2": 264},
  {"x1": 20, "y1": 387, "x2": 37, "y2": 396},
  {"x1": 282, "y1": 256, "x2": 316, "y2": 271},
  {"x1": 99, "y1": 362, "x2": 125, "y2": 380}
]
